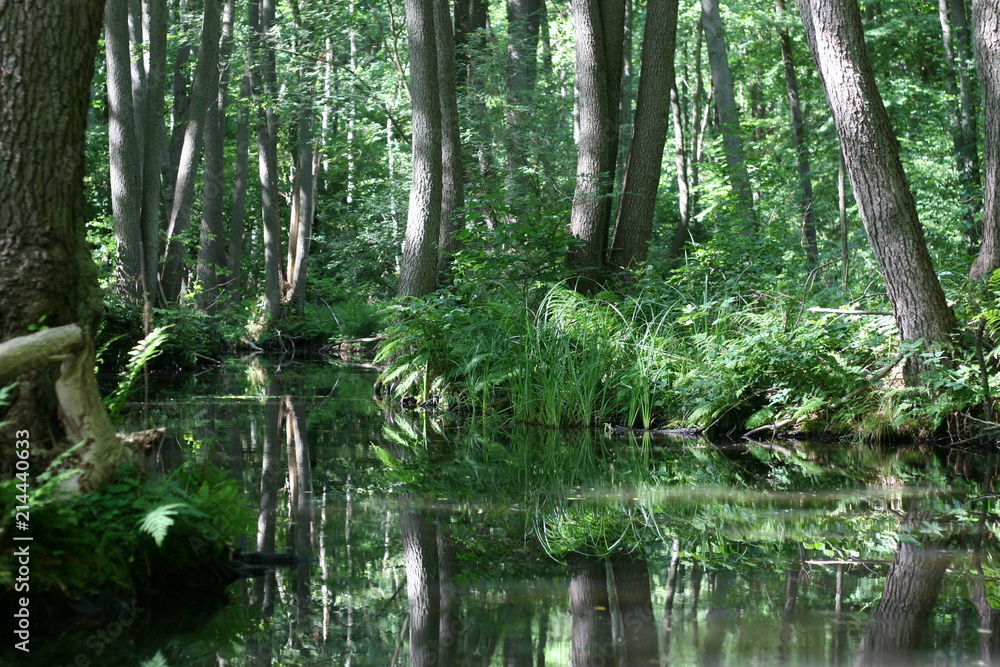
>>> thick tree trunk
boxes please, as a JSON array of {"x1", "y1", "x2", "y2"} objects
[
  {"x1": 701, "y1": 0, "x2": 755, "y2": 230},
  {"x1": 798, "y1": 0, "x2": 957, "y2": 375},
  {"x1": 197, "y1": 0, "x2": 236, "y2": 314},
  {"x1": 569, "y1": 0, "x2": 625, "y2": 288},
  {"x1": 570, "y1": 559, "x2": 615, "y2": 666},
  {"x1": 969, "y1": 0, "x2": 1000, "y2": 281},
  {"x1": 398, "y1": 0, "x2": 443, "y2": 297},
  {"x1": 855, "y1": 511, "x2": 951, "y2": 666},
  {"x1": 608, "y1": 0, "x2": 680, "y2": 271},
  {"x1": 776, "y1": 0, "x2": 817, "y2": 268},
  {"x1": 106, "y1": 0, "x2": 145, "y2": 304},
  {"x1": 436, "y1": 0, "x2": 464, "y2": 277},
  {"x1": 0, "y1": 0, "x2": 128, "y2": 491},
  {"x1": 400, "y1": 508, "x2": 441, "y2": 667},
  {"x1": 160, "y1": 0, "x2": 223, "y2": 301}
]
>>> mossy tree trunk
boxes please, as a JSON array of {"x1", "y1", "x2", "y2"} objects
[{"x1": 0, "y1": 0, "x2": 127, "y2": 491}]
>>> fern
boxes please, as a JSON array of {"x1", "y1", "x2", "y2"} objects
[
  {"x1": 138, "y1": 502, "x2": 190, "y2": 547},
  {"x1": 105, "y1": 326, "x2": 172, "y2": 419}
]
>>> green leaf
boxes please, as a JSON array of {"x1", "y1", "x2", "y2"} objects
[{"x1": 138, "y1": 503, "x2": 190, "y2": 547}]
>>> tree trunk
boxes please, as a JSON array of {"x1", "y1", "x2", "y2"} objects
[
  {"x1": 227, "y1": 71, "x2": 252, "y2": 301},
  {"x1": 436, "y1": 0, "x2": 464, "y2": 277},
  {"x1": 505, "y1": 0, "x2": 542, "y2": 220},
  {"x1": 570, "y1": 559, "x2": 615, "y2": 666},
  {"x1": 609, "y1": 551, "x2": 659, "y2": 666},
  {"x1": 776, "y1": 0, "x2": 817, "y2": 268},
  {"x1": 398, "y1": 0, "x2": 443, "y2": 298},
  {"x1": 607, "y1": 0, "x2": 680, "y2": 271},
  {"x1": 701, "y1": 0, "x2": 755, "y2": 230},
  {"x1": 197, "y1": 0, "x2": 235, "y2": 314},
  {"x1": 249, "y1": 0, "x2": 283, "y2": 319},
  {"x1": 940, "y1": 0, "x2": 982, "y2": 252},
  {"x1": 969, "y1": 0, "x2": 1000, "y2": 281},
  {"x1": 400, "y1": 507, "x2": 441, "y2": 667},
  {"x1": 855, "y1": 511, "x2": 951, "y2": 666},
  {"x1": 160, "y1": 0, "x2": 223, "y2": 301},
  {"x1": 285, "y1": 99, "x2": 316, "y2": 312},
  {"x1": 569, "y1": 0, "x2": 625, "y2": 288},
  {"x1": 139, "y1": 0, "x2": 167, "y2": 311},
  {"x1": 106, "y1": 0, "x2": 145, "y2": 304},
  {"x1": 798, "y1": 0, "x2": 957, "y2": 376},
  {"x1": 0, "y1": 0, "x2": 127, "y2": 491}
]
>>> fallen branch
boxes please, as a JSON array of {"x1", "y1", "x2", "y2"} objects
[
  {"x1": 807, "y1": 307, "x2": 893, "y2": 316},
  {"x1": 0, "y1": 324, "x2": 83, "y2": 384}
]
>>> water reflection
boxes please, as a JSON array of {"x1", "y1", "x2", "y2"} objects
[{"x1": 31, "y1": 361, "x2": 1000, "y2": 666}]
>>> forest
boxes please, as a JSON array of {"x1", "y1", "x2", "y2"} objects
[{"x1": 4, "y1": 0, "x2": 1000, "y2": 662}]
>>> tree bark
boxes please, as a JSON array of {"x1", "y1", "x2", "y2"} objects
[
  {"x1": 227, "y1": 72, "x2": 251, "y2": 301},
  {"x1": 701, "y1": 0, "x2": 755, "y2": 230},
  {"x1": 607, "y1": 0, "x2": 680, "y2": 271},
  {"x1": 776, "y1": 0, "x2": 817, "y2": 268},
  {"x1": 398, "y1": 0, "x2": 443, "y2": 297},
  {"x1": 940, "y1": 0, "x2": 982, "y2": 252},
  {"x1": 248, "y1": 0, "x2": 283, "y2": 319},
  {"x1": 570, "y1": 559, "x2": 615, "y2": 666},
  {"x1": 798, "y1": 0, "x2": 957, "y2": 376},
  {"x1": 436, "y1": 0, "x2": 464, "y2": 277},
  {"x1": 139, "y1": 0, "x2": 167, "y2": 311},
  {"x1": 197, "y1": 0, "x2": 236, "y2": 314},
  {"x1": 105, "y1": 0, "x2": 145, "y2": 304},
  {"x1": 160, "y1": 0, "x2": 223, "y2": 301},
  {"x1": 569, "y1": 0, "x2": 625, "y2": 288},
  {"x1": 0, "y1": 0, "x2": 127, "y2": 491},
  {"x1": 609, "y1": 551, "x2": 659, "y2": 666},
  {"x1": 969, "y1": 0, "x2": 1000, "y2": 281},
  {"x1": 505, "y1": 0, "x2": 543, "y2": 221},
  {"x1": 400, "y1": 507, "x2": 441, "y2": 667}
]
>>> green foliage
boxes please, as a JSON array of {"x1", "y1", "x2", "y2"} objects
[
  {"x1": 0, "y1": 459, "x2": 249, "y2": 596},
  {"x1": 105, "y1": 325, "x2": 172, "y2": 419}
]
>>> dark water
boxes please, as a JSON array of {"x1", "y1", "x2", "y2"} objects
[{"x1": 28, "y1": 360, "x2": 1000, "y2": 666}]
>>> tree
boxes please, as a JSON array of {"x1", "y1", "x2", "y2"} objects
[
  {"x1": 505, "y1": 0, "x2": 543, "y2": 219},
  {"x1": 776, "y1": 0, "x2": 817, "y2": 268},
  {"x1": 607, "y1": 0, "x2": 680, "y2": 270},
  {"x1": 435, "y1": 0, "x2": 464, "y2": 276},
  {"x1": 105, "y1": 0, "x2": 145, "y2": 304},
  {"x1": 798, "y1": 0, "x2": 957, "y2": 376},
  {"x1": 0, "y1": 0, "x2": 125, "y2": 490},
  {"x1": 568, "y1": 0, "x2": 625, "y2": 287},
  {"x1": 138, "y1": 0, "x2": 167, "y2": 313},
  {"x1": 701, "y1": 0, "x2": 755, "y2": 230},
  {"x1": 398, "y1": 0, "x2": 443, "y2": 297},
  {"x1": 969, "y1": 0, "x2": 1000, "y2": 281},
  {"x1": 161, "y1": 0, "x2": 223, "y2": 301}
]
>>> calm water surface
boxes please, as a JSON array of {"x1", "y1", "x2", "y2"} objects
[{"x1": 32, "y1": 359, "x2": 1000, "y2": 666}]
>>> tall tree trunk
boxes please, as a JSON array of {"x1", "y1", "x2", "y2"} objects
[
  {"x1": 285, "y1": 100, "x2": 316, "y2": 312},
  {"x1": 249, "y1": 0, "x2": 283, "y2": 319},
  {"x1": 436, "y1": 0, "x2": 464, "y2": 277},
  {"x1": 969, "y1": 0, "x2": 1000, "y2": 281},
  {"x1": 0, "y1": 0, "x2": 126, "y2": 491},
  {"x1": 106, "y1": 0, "x2": 145, "y2": 304},
  {"x1": 227, "y1": 72, "x2": 251, "y2": 301},
  {"x1": 798, "y1": 0, "x2": 957, "y2": 376},
  {"x1": 160, "y1": 0, "x2": 223, "y2": 301},
  {"x1": 776, "y1": 0, "x2": 817, "y2": 268},
  {"x1": 197, "y1": 0, "x2": 236, "y2": 314},
  {"x1": 139, "y1": 0, "x2": 167, "y2": 312},
  {"x1": 505, "y1": 0, "x2": 542, "y2": 220},
  {"x1": 940, "y1": 0, "x2": 982, "y2": 252},
  {"x1": 398, "y1": 0, "x2": 443, "y2": 297},
  {"x1": 701, "y1": 0, "x2": 755, "y2": 230},
  {"x1": 569, "y1": 0, "x2": 625, "y2": 289},
  {"x1": 607, "y1": 0, "x2": 680, "y2": 271}
]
